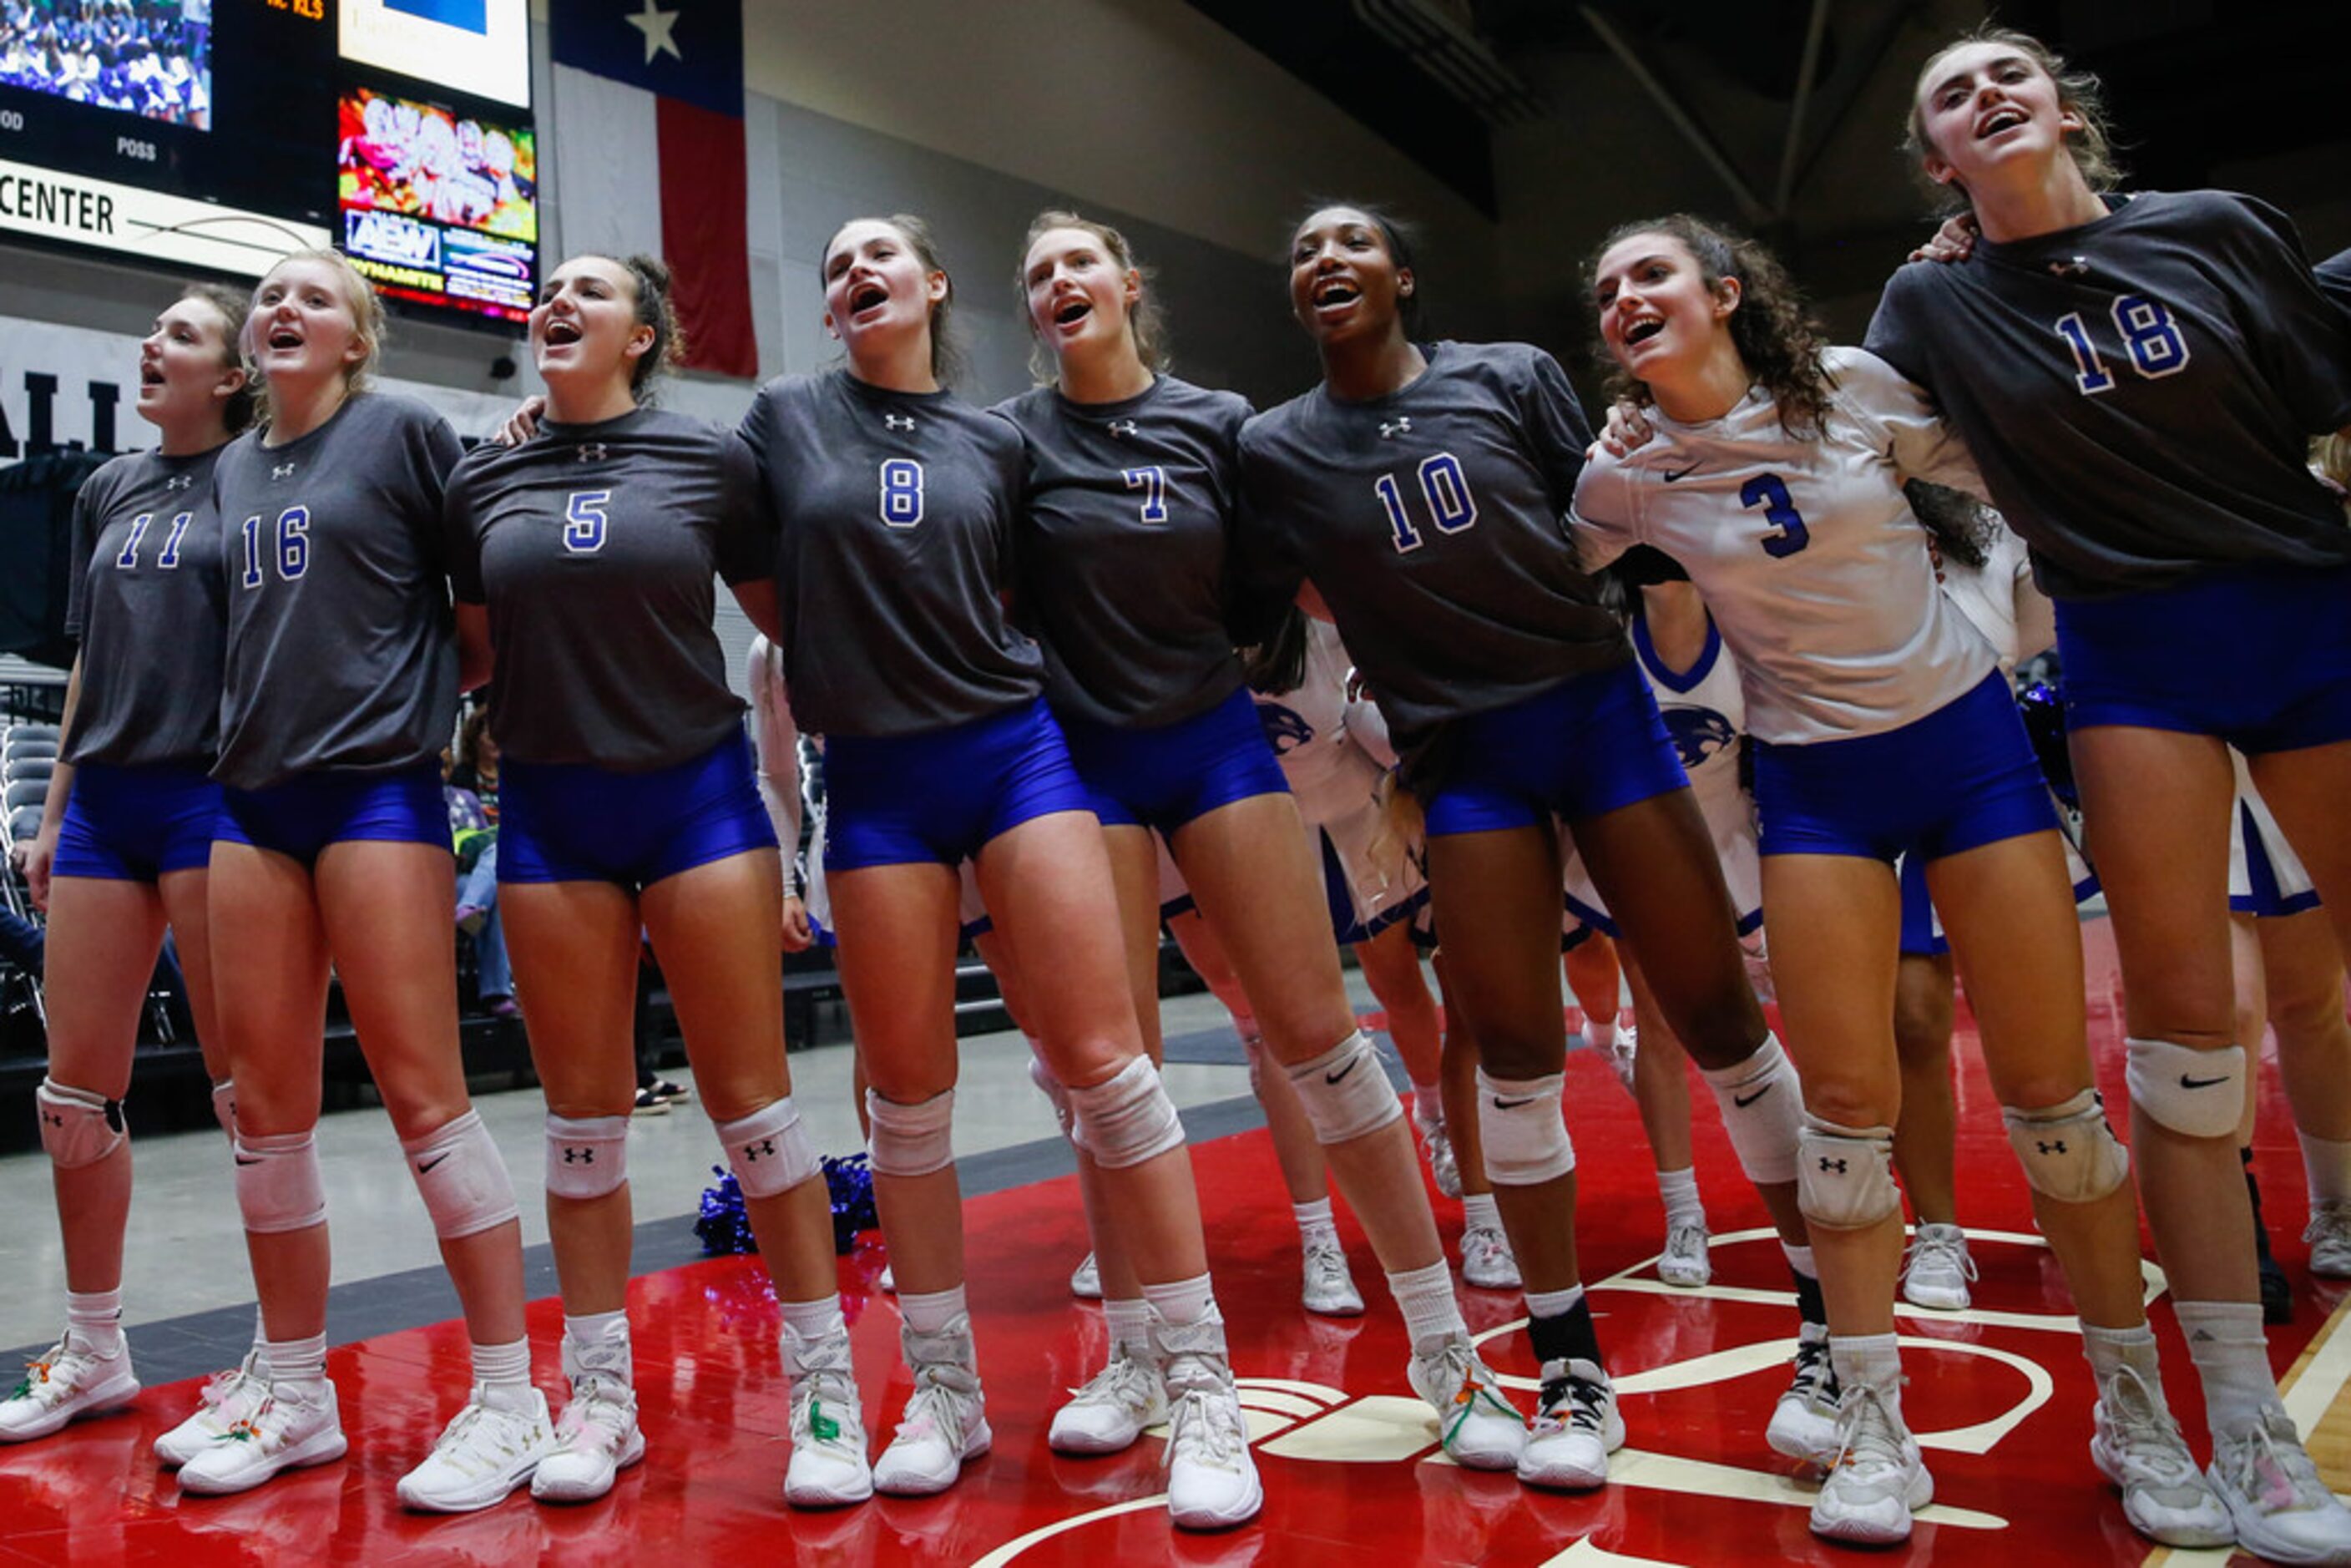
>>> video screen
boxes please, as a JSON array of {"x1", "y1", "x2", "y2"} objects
[
  {"x1": 341, "y1": 0, "x2": 527, "y2": 111},
  {"x1": 0, "y1": 0, "x2": 213, "y2": 129},
  {"x1": 338, "y1": 86, "x2": 535, "y2": 322}
]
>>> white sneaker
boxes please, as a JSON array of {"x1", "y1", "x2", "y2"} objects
[
  {"x1": 0, "y1": 1336, "x2": 139, "y2": 1442},
  {"x1": 1606, "y1": 1025, "x2": 1638, "y2": 1094},
  {"x1": 1810, "y1": 1383, "x2": 1932, "y2": 1545},
  {"x1": 1658, "y1": 1221, "x2": 1711, "y2": 1288},
  {"x1": 877, "y1": 1263, "x2": 896, "y2": 1294},
  {"x1": 177, "y1": 1381, "x2": 348, "y2": 1495},
  {"x1": 1069, "y1": 1252, "x2": 1101, "y2": 1301},
  {"x1": 1900, "y1": 1223, "x2": 1974, "y2": 1311},
  {"x1": 783, "y1": 1327, "x2": 872, "y2": 1508},
  {"x1": 2090, "y1": 1363, "x2": 2232, "y2": 1547},
  {"x1": 156, "y1": 1352, "x2": 268, "y2": 1466},
  {"x1": 1301, "y1": 1237, "x2": 1365, "y2": 1317},
  {"x1": 1407, "y1": 1333, "x2": 1525, "y2": 1470},
  {"x1": 2306, "y1": 1201, "x2": 2351, "y2": 1279},
  {"x1": 1158, "y1": 1313, "x2": 1262, "y2": 1530},
  {"x1": 1048, "y1": 1348, "x2": 1165, "y2": 1456},
  {"x1": 1519, "y1": 1358, "x2": 1620, "y2": 1490},
  {"x1": 872, "y1": 1318, "x2": 988, "y2": 1497},
  {"x1": 531, "y1": 1376, "x2": 644, "y2": 1504},
  {"x1": 396, "y1": 1384, "x2": 555, "y2": 1513},
  {"x1": 1461, "y1": 1223, "x2": 1521, "y2": 1291},
  {"x1": 2207, "y1": 1405, "x2": 2351, "y2": 1564},
  {"x1": 1420, "y1": 1114, "x2": 1462, "y2": 1200},
  {"x1": 1767, "y1": 1323, "x2": 1842, "y2": 1467}
]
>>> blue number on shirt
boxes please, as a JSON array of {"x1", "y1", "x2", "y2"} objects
[
  {"x1": 2113, "y1": 294, "x2": 2190, "y2": 378},
  {"x1": 1373, "y1": 473, "x2": 1420, "y2": 552},
  {"x1": 240, "y1": 514, "x2": 263, "y2": 588},
  {"x1": 156, "y1": 511, "x2": 192, "y2": 569},
  {"x1": 880, "y1": 459, "x2": 923, "y2": 528},
  {"x1": 1374, "y1": 452, "x2": 1481, "y2": 554},
  {"x1": 114, "y1": 513, "x2": 154, "y2": 569},
  {"x1": 276, "y1": 508, "x2": 309, "y2": 580},
  {"x1": 564, "y1": 490, "x2": 610, "y2": 554},
  {"x1": 2054, "y1": 312, "x2": 2114, "y2": 395},
  {"x1": 1123, "y1": 466, "x2": 1168, "y2": 524},
  {"x1": 1742, "y1": 473, "x2": 1810, "y2": 559}
]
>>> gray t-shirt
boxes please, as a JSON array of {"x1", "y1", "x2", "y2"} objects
[
  {"x1": 212, "y1": 392, "x2": 463, "y2": 790},
  {"x1": 447, "y1": 407, "x2": 766, "y2": 771},
  {"x1": 63, "y1": 446, "x2": 227, "y2": 769},
  {"x1": 1235, "y1": 341, "x2": 1625, "y2": 759},
  {"x1": 740, "y1": 369, "x2": 1041, "y2": 738},
  {"x1": 993, "y1": 375, "x2": 1253, "y2": 728},
  {"x1": 1865, "y1": 191, "x2": 2351, "y2": 599}
]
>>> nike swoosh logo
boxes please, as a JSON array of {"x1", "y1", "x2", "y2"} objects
[
  {"x1": 1325, "y1": 1058, "x2": 1363, "y2": 1086},
  {"x1": 1492, "y1": 1095, "x2": 1537, "y2": 1110},
  {"x1": 2179, "y1": 1074, "x2": 2231, "y2": 1090},
  {"x1": 417, "y1": 1152, "x2": 452, "y2": 1173},
  {"x1": 1733, "y1": 1086, "x2": 1771, "y2": 1109},
  {"x1": 1662, "y1": 463, "x2": 1702, "y2": 483}
]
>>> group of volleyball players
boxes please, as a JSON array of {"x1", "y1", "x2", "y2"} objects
[{"x1": 5, "y1": 18, "x2": 2351, "y2": 1559}]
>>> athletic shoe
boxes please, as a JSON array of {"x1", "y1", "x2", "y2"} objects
[
  {"x1": 177, "y1": 1382, "x2": 347, "y2": 1495},
  {"x1": 1658, "y1": 1221, "x2": 1711, "y2": 1288},
  {"x1": 395, "y1": 1384, "x2": 554, "y2": 1512},
  {"x1": 156, "y1": 1353, "x2": 269, "y2": 1466},
  {"x1": 1157, "y1": 1312, "x2": 1262, "y2": 1530},
  {"x1": 2090, "y1": 1363, "x2": 2232, "y2": 1548},
  {"x1": 1606, "y1": 1026, "x2": 1638, "y2": 1094},
  {"x1": 1766, "y1": 1323, "x2": 1841, "y2": 1467},
  {"x1": 1069, "y1": 1252, "x2": 1101, "y2": 1301},
  {"x1": 531, "y1": 1376, "x2": 644, "y2": 1504},
  {"x1": 0, "y1": 1337, "x2": 139, "y2": 1442},
  {"x1": 1899, "y1": 1223, "x2": 1974, "y2": 1311},
  {"x1": 1406, "y1": 1333, "x2": 1526, "y2": 1471},
  {"x1": 1423, "y1": 1120, "x2": 1462, "y2": 1200},
  {"x1": 646, "y1": 1079, "x2": 690, "y2": 1107},
  {"x1": 2207, "y1": 1405, "x2": 2351, "y2": 1564},
  {"x1": 2306, "y1": 1201, "x2": 2351, "y2": 1280},
  {"x1": 1047, "y1": 1348, "x2": 1165, "y2": 1456},
  {"x1": 1809, "y1": 1383, "x2": 1931, "y2": 1546},
  {"x1": 1301, "y1": 1238, "x2": 1365, "y2": 1318},
  {"x1": 1519, "y1": 1358, "x2": 1620, "y2": 1490},
  {"x1": 1461, "y1": 1223, "x2": 1521, "y2": 1291},
  {"x1": 630, "y1": 1088, "x2": 670, "y2": 1116},
  {"x1": 783, "y1": 1327, "x2": 872, "y2": 1508},
  {"x1": 872, "y1": 1318, "x2": 988, "y2": 1497}
]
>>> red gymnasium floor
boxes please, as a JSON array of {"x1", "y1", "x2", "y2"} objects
[{"x1": 4, "y1": 921, "x2": 2347, "y2": 1566}]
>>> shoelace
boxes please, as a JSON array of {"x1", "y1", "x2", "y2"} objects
[
  {"x1": 1305, "y1": 1244, "x2": 1353, "y2": 1292},
  {"x1": 794, "y1": 1368, "x2": 860, "y2": 1447},
  {"x1": 896, "y1": 1372, "x2": 978, "y2": 1446},
  {"x1": 1533, "y1": 1371, "x2": 1607, "y2": 1437},
  {"x1": 2305, "y1": 1202, "x2": 2351, "y2": 1247},
  {"x1": 198, "y1": 1358, "x2": 260, "y2": 1413},
  {"x1": 1905, "y1": 1232, "x2": 1977, "y2": 1284},
  {"x1": 1665, "y1": 1224, "x2": 1708, "y2": 1259},
  {"x1": 1073, "y1": 1353, "x2": 1158, "y2": 1411},
  {"x1": 1829, "y1": 1385, "x2": 1908, "y2": 1477},
  {"x1": 1464, "y1": 1227, "x2": 1511, "y2": 1267},
  {"x1": 1426, "y1": 1342, "x2": 1520, "y2": 1447},
  {"x1": 1790, "y1": 1337, "x2": 1837, "y2": 1404},
  {"x1": 1165, "y1": 1387, "x2": 1245, "y2": 1472},
  {"x1": 8, "y1": 1343, "x2": 68, "y2": 1402},
  {"x1": 2225, "y1": 1413, "x2": 2332, "y2": 1510},
  {"x1": 554, "y1": 1384, "x2": 633, "y2": 1451}
]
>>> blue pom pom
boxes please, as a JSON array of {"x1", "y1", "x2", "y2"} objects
[
  {"x1": 695, "y1": 1156, "x2": 879, "y2": 1257},
  {"x1": 2016, "y1": 681, "x2": 2077, "y2": 807},
  {"x1": 695, "y1": 1165, "x2": 759, "y2": 1257},
  {"x1": 822, "y1": 1152, "x2": 877, "y2": 1256}
]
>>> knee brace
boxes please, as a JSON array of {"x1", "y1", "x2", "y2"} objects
[
  {"x1": 2003, "y1": 1087, "x2": 2131, "y2": 1203},
  {"x1": 1028, "y1": 1056, "x2": 1081, "y2": 1149},
  {"x1": 1286, "y1": 1030, "x2": 1403, "y2": 1146},
  {"x1": 234, "y1": 1129, "x2": 327, "y2": 1234},
  {"x1": 402, "y1": 1109, "x2": 521, "y2": 1239},
  {"x1": 718, "y1": 1097, "x2": 820, "y2": 1198},
  {"x1": 1698, "y1": 1034, "x2": 1802, "y2": 1186},
  {"x1": 37, "y1": 1078, "x2": 125, "y2": 1169},
  {"x1": 1068, "y1": 1055, "x2": 1186, "y2": 1170},
  {"x1": 545, "y1": 1113, "x2": 629, "y2": 1201},
  {"x1": 210, "y1": 1080, "x2": 237, "y2": 1142},
  {"x1": 867, "y1": 1087, "x2": 956, "y2": 1178},
  {"x1": 1795, "y1": 1116, "x2": 1898, "y2": 1231},
  {"x1": 2125, "y1": 1038, "x2": 2245, "y2": 1140},
  {"x1": 1475, "y1": 1070, "x2": 1575, "y2": 1186}
]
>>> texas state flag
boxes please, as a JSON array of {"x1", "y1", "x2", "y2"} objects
[{"x1": 550, "y1": 0, "x2": 756, "y2": 378}]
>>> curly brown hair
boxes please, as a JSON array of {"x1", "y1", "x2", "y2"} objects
[
  {"x1": 1904, "y1": 24, "x2": 2125, "y2": 215},
  {"x1": 1585, "y1": 215, "x2": 1835, "y2": 441}
]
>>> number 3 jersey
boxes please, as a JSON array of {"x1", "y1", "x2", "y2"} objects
[
  {"x1": 1865, "y1": 190, "x2": 2351, "y2": 599},
  {"x1": 63, "y1": 446, "x2": 227, "y2": 769},
  {"x1": 741, "y1": 368, "x2": 1042, "y2": 739},
  {"x1": 1573, "y1": 346, "x2": 1994, "y2": 746},
  {"x1": 212, "y1": 392, "x2": 463, "y2": 791},
  {"x1": 444, "y1": 407, "x2": 768, "y2": 770}
]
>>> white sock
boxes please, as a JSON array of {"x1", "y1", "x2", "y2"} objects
[
  {"x1": 780, "y1": 1294, "x2": 846, "y2": 1346},
  {"x1": 1462, "y1": 1192, "x2": 1502, "y2": 1232},
  {"x1": 472, "y1": 1337, "x2": 533, "y2": 1411},
  {"x1": 899, "y1": 1284, "x2": 968, "y2": 1336},
  {"x1": 1388, "y1": 1259, "x2": 1464, "y2": 1349},
  {"x1": 2082, "y1": 1320, "x2": 2161, "y2": 1386},
  {"x1": 2177, "y1": 1299, "x2": 2278, "y2": 1438},
  {"x1": 1141, "y1": 1272, "x2": 1216, "y2": 1328},
  {"x1": 64, "y1": 1288, "x2": 124, "y2": 1357},
  {"x1": 562, "y1": 1310, "x2": 632, "y2": 1384},
  {"x1": 1830, "y1": 1333, "x2": 1903, "y2": 1413},
  {"x1": 1412, "y1": 1082, "x2": 1444, "y2": 1127},
  {"x1": 1105, "y1": 1296, "x2": 1155, "y2": 1360},
  {"x1": 1584, "y1": 1015, "x2": 1617, "y2": 1053},
  {"x1": 1656, "y1": 1166, "x2": 1704, "y2": 1229},
  {"x1": 2300, "y1": 1131, "x2": 2351, "y2": 1208},
  {"x1": 1294, "y1": 1196, "x2": 1339, "y2": 1249},
  {"x1": 1524, "y1": 1283, "x2": 1585, "y2": 1320},
  {"x1": 259, "y1": 1332, "x2": 328, "y2": 1393}
]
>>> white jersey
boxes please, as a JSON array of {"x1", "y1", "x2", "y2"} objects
[
  {"x1": 1936, "y1": 516, "x2": 2050, "y2": 675},
  {"x1": 1574, "y1": 346, "x2": 1997, "y2": 745}
]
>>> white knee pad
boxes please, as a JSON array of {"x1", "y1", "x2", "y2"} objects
[
  {"x1": 546, "y1": 1113, "x2": 629, "y2": 1201},
  {"x1": 1796, "y1": 1116, "x2": 1898, "y2": 1231},
  {"x1": 1067, "y1": 1055, "x2": 1186, "y2": 1170},
  {"x1": 1699, "y1": 1034, "x2": 1802, "y2": 1186},
  {"x1": 1475, "y1": 1070, "x2": 1575, "y2": 1186},
  {"x1": 2003, "y1": 1088, "x2": 2131, "y2": 1203},
  {"x1": 235, "y1": 1129, "x2": 327, "y2": 1234},
  {"x1": 210, "y1": 1080, "x2": 237, "y2": 1142},
  {"x1": 37, "y1": 1078, "x2": 125, "y2": 1169},
  {"x1": 718, "y1": 1097, "x2": 821, "y2": 1198},
  {"x1": 2125, "y1": 1038, "x2": 2246, "y2": 1140},
  {"x1": 1287, "y1": 1030, "x2": 1403, "y2": 1146},
  {"x1": 1028, "y1": 1056, "x2": 1080, "y2": 1148},
  {"x1": 867, "y1": 1087, "x2": 956, "y2": 1178},
  {"x1": 402, "y1": 1109, "x2": 521, "y2": 1240}
]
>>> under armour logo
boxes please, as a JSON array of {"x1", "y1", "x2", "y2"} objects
[
  {"x1": 744, "y1": 1137, "x2": 776, "y2": 1160},
  {"x1": 165, "y1": 473, "x2": 194, "y2": 491},
  {"x1": 1106, "y1": 419, "x2": 1139, "y2": 438},
  {"x1": 1818, "y1": 1156, "x2": 1848, "y2": 1174},
  {"x1": 563, "y1": 1148, "x2": 595, "y2": 1164},
  {"x1": 271, "y1": 463, "x2": 296, "y2": 480},
  {"x1": 2036, "y1": 1140, "x2": 2066, "y2": 1156},
  {"x1": 883, "y1": 413, "x2": 916, "y2": 432},
  {"x1": 2049, "y1": 256, "x2": 2090, "y2": 279},
  {"x1": 1379, "y1": 417, "x2": 1412, "y2": 438},
  {"x1": 39, "y1": 1110, "x2": 62, "y2": 1128},
  {"x1": 575, "y1": 443, "x2": 609, "y2": 463}
]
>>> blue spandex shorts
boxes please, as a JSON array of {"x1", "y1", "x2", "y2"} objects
[
  {"x1": 1061, "y1": 685, "x2": 1290, "y2": 837},
  {"x1": 53, "y1": 763, "x2": 221, "y2": 882},
  {"x1": 1755, "y1": 671, "x2": 2058, "y2": 863},
  {"x1": 501, "y1": 731, "x2": 775, "y2": 889},
  {"x1": 215, "y1": 761, "x2": 446, "y2": 867},
  {"x1": 1423, "y1": 660, "x2": 1690, "y2": 839},
  {"x1": 825, "y1": 699, "x2": 1095, "y2": 873},
  {"x1": 2056, "y1": 564, "x2": 2351, "y2": 755}
]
